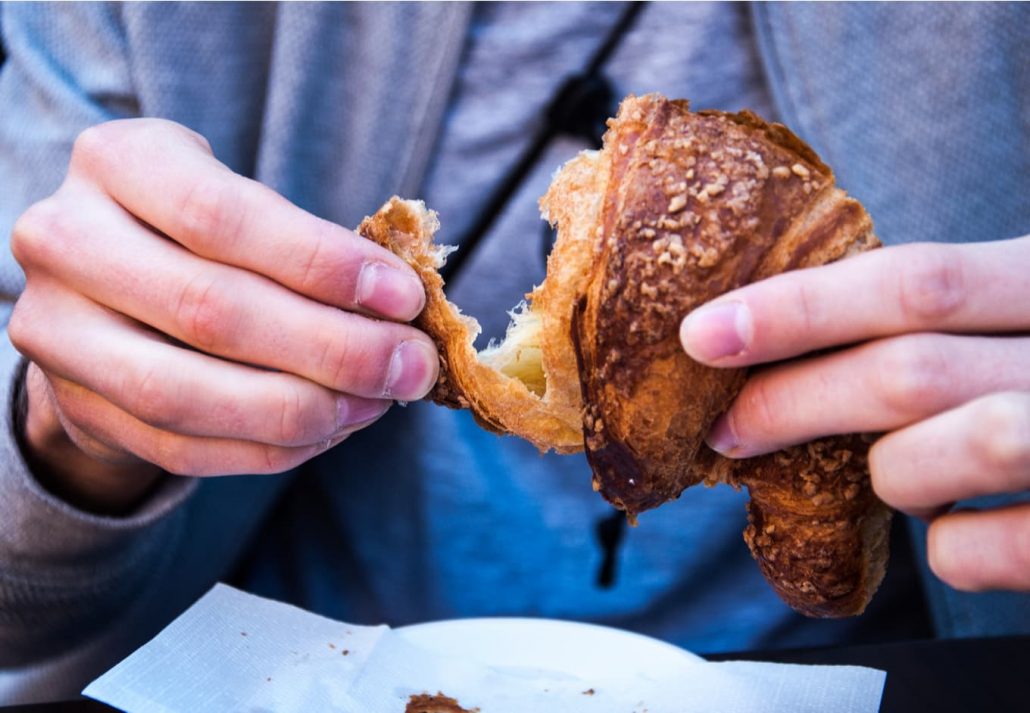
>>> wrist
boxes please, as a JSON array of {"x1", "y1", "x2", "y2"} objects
[{"x1": 13, "y1": 360, "x2": 165, "y2": 515}]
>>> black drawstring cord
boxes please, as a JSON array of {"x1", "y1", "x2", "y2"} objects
[
  {"x1": 595, "y1": 508, "x2": 628, "y2": 588},
  {"x1": 435, "y1": 2, "x2": 646, "y2": 590},
  {"x1": 439, "y1": 1, "x2": 646, "y2": 284}
]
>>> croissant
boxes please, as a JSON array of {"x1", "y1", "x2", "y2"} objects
[{"x1": 358, "y1": 94, "x2": 891, "y2": 618}]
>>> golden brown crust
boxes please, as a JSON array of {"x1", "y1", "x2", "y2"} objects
[
  {"x1": 360, "y1": 93, "x2": 891, "y2": 618},
  {"x1": 714, "y1": 435, "x2": 892, "y2": 617},
  {"x1": 536, "y1": 148, "x2": 611, "y2": 428},
  {"x1": 573, "y1": 95, "x2": 874, "y2": 515},
  {"x1": 357, "y1": 197, "x2": 584, "y2": 453},
  {"x1": 566, "y1": 95, "x2": 889, "y2": 615}
]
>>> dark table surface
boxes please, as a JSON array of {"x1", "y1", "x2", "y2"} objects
[
  {"x1": 4, "y1": 635, "x2": 1029, "y2": 712},
  {"x1": 709, "y1": 635, "x2": 1030, "y2": 712}
]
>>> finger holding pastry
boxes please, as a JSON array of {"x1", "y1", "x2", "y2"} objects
[
  {"x1": 8, "y1": 118, "x2": 437, "y2": 514},
  {"x1": 680, "y1": 234, "x2": 1030, "y2": 460},
  {"x1": 681, "y1": 232, "x2": 1030, "y2": 593},
  {"x1": 871, "y1": 392, "x2": 1030, "y2": 592},
  {"x1": 679, "y1": 237, "x2": 1030, "y2": 368},
  {"x1": 700, "y1": 333, "x2": 1030, "y2": 458},
  {"x1": 926, "y1": 503, "x2": 1030, "y2": 592}
]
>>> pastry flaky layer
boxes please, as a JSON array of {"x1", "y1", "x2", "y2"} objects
[
  {"x1": 358, "y1": 93, "x2": 890, "y2": 618},
  {"x1": 356, "y1": 196, "x2": 589, "y2": 454}
]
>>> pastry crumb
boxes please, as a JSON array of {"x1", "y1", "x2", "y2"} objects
[{"x1": 405, "y1": 692, "x2": 479, "y2": 713}]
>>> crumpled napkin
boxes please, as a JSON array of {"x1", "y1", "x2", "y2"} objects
[{"x1": 85, "y1": 584, "x2": 886, "y2": 713}]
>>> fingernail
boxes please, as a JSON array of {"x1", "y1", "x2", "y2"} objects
[
  {"x1": 356, "y1": 262, "x2": 425, "y2": 320},
  {"x1": 385, "y1": 340, "x2": 438, "y2": 400},
  {"x1": 680, "y1": 301, "x2": 752, "y2": 362},
  {"x1": 336, "y1": 396, "x2": 389, "y2": 433},
  {"x1": 705, "y1": 413, "x2": 739, "y2": 455}
]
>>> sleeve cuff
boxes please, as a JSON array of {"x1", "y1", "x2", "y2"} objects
[
  {"x1": 0, "y1": 329, "x2": 196, "y2": 662},
  {"x1": 0, "y1": 338, "x2": 196, "y2": 572}
]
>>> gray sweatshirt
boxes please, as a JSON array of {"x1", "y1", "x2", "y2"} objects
[{"x1": 0, "y1": 2, "x2": 1028, "y2": 703}]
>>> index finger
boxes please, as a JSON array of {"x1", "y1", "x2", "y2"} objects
[
  {"x1": 68, "y1": 119, "x2": 425, "y2": 321},
  {"x1": 680, "y1": 236, "x2": 1030, "y2": 366}
]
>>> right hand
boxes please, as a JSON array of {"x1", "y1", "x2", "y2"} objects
[{"x1": 9, "y1": 119, "x2": 438, "y2": 512}]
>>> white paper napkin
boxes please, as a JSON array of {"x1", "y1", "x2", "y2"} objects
[{"x1": 85, "y1": 584, "x2": 886, "y2": 713}]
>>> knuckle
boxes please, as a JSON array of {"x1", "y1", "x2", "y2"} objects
[
  {"x1": 733, "y1": 376, "x2": 783, "y2": 440},
  {"x1": 791, "y1": 279, "x2": 824, "y2": 336},
  {"x1": 259, "y1": 444, "x2": 303, "y2": 474},
  {"x1": 74, "y1": 119, "x2": 211, "y2": 174},
  {"x1": 969, "y1": 393, "x2": 1030, "y2": 474},
  {"x1": 129, "y1": 367, "x2": 183, "y2": 431},
  {"x1": 177, "y1": 175, "x2": 245, "y2": 248},
  {"x1": 6, "y1": 305, "x2": 27, "y2": 354},
  {"x1": 276, "y1": 383, "x2": 317, "y2": 446},
  {"x1": 875, "y1": 336, "x2": 950, "y2": 414},
  {"x1": 8, "y1": 296, "x2": 41, "y2": 357},
  {"x1": 171, "y1": 123, "x2": 213, "y2": 153},
  {"x1": 154, "y1": 439, "x2": 303, "y2": 477},
  {"x1": 71, "y1": 123, "x2": 117, "y2": 168},
  {"x1": 11, "y1": 197, "x2": 71, "y2": 267},
  {"x1": 896, "y1": 244, "x2": 966, "y2": 324},
  {"x1": 317, "y1": 329, "x2": 379, "y2": 393},
  {"x1": 174, "y1": 273, "x2": 236, "y2": 351},
  {"x1": 62, "y1": 421, "x2": 115, "y2": 461},
  {"x1": 48, "y1": 382, "x2": 106, "y2": 445},
  {"x1": 318, "y1": 339, "x2": 354, "y2": 392},
  {"x1": 44, "y1": 376, "x2": 78, "y2": 414},
  {"x1": 295, "y1": 222, "x2": 337, "y2": 295},
  {"x1": 157, "y1": 455, "x2": 196, "y2": 478},
  {"x1": 152, "y1": 436, "x2": 204, "y2": 477}
]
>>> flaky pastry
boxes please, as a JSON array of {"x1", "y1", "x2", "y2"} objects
[{"x1": 358, "y1": 94, "x2": 890, "y2": 618}]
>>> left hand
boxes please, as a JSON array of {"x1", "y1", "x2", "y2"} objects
[{"x1": 679, "y1": 236, "x2": 1030, "y2": 592}]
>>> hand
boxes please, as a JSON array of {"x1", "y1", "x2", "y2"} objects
[
  {"x1": 9, "y1": 119, "x2": 438, "y2": 512},
  {"x1": 680, "y1": 237, "x2": 1030, "y2": 592}
]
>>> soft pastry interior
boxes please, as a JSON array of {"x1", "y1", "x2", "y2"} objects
[
  {"x1": 357, "y1": 145, "x2": 608, "y2": 454},
  {"x1": 477, "y1": 305, "x2": 545, "y2": 396},
  {"x1": 358, "y1": 94, "x2": 891, "y2": 618}
]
